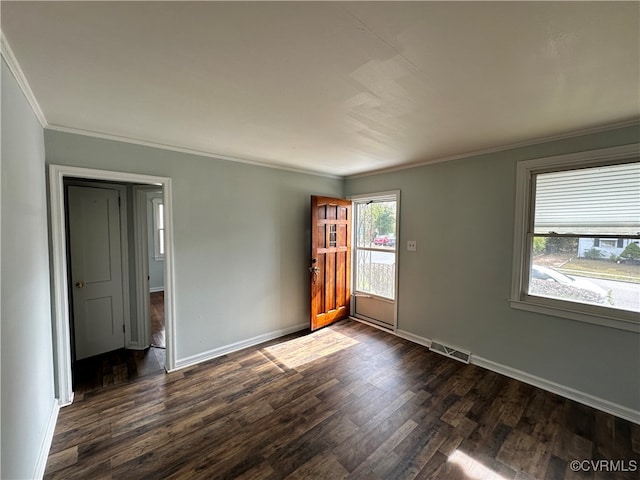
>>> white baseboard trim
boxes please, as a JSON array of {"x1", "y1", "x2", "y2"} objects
[
  {"x1": 58, "y1": 392, "x2": 74, "y2": 408},
  {"x1": 350, "y1": 316, "x2": 394, "y2": 333},
  {"x1": 172, "y1": 322, "x2": 308, "y2": 371},
  {"x1": 149, "y1": 287, "x2": 164, "y2": 293},
  {"x1": 472, "y1": 356, "x2": 640, "y2": 425},
  {"x1": 392, "y1": 329, "x2": 640, "y2": 425},
  {"x1": 33, "y1": 398, "x2": 60, "y2": 479},
  {"x1": 395, "y1": 329, "x2": 432, "y2": 348}
]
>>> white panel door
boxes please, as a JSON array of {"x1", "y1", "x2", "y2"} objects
[{"x1": 68, "y1": 186, "x2": 125, "y2": 360}]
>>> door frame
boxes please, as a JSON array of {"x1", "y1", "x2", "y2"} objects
[
  {"x1": 132, "y1": 186, "x2": 163, "y2": 349},
  {"x1": 50, "y1": 165, "x2": 175, "y2": 406},
  {"x1": 349, "y1": 190, "x2": 400, "y2": 331}
]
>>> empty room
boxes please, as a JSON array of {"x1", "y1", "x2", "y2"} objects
[{"x1": 1, "y1": 2, "x2": 639, "y2": 479}]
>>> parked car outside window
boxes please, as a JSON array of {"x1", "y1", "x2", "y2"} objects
[
  {"x1": 373, "y1": 234, "x2": 395, "y2": 247},
  {"x1": 529, "y1": 265, "x2": 608, "y2": 304}
]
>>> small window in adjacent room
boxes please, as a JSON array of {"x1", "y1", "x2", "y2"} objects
[
  {"x1": 152, "y1": 197, "x2": 165, "y2": 260},
  {"x1": 510, "y1": 144, "x2": 640, "y2": 332}
]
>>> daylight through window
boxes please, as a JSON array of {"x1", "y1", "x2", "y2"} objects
[
  {"x1": 152, "y1": 197, "x2": 165, "y2": 260},
  {"x1": 354, "y1": 198, "x2": 397, "y2": 299},
  {"x1": 529, "y1": 162, "x2": 640, "y2": 312},
  {"x1": 511, "y1": 145, "x2": 640, "y2": 331}
]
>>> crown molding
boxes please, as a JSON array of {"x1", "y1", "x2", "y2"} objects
[
  {"x1": 347, "y1": 119, "x2": 640, "y2": 179},
  {"x1": 45, "y1": 124, "x2": 342, "y2": 180},
  {"x1": 1, "y1": 32, "x2": 48, "y2": 128},
  {"x1": 3, "y1": 25, "x2": 635, "y2": 180},
  {"x1": 43, "y1": 119, "x2": 640, "y2": 181},
  {"x1": 45, "y1": 119, "x2": 640, "y2": 182}
]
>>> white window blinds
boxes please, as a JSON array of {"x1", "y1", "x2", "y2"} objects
[{"x1": 533, "y1": 162, "x2": 640, "y2": 235}]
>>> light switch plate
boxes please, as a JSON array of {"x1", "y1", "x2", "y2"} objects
[{"x1": 407, "y1": 240, "x2": 417, "y2": 251}]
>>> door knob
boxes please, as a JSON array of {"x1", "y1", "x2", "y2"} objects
[
  {"x1": 75, "y1": 281, "x2": 85, "y2": 288},
  {"x1": 309, "y1": 265, "x2": 319, "y2": 284}
]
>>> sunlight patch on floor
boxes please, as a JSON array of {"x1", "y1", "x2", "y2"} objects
[
  {"x1": 448, "y1": 450, "x2": 508, "y2": 480},
  {"x1": 264, "y1": 328, "x2": 359, "y2": 369}
]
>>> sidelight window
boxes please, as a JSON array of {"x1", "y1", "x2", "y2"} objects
[
  {"x1": 351, "y1": 190, "x2": 400, "y2": 329},
  {"x1": 353, "y1": 194, "x2": 398, "y2": 300}
]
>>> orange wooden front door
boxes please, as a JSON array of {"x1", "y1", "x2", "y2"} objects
[{"x1": 310, "y1": 196, "x2": 352, "y2": 331}]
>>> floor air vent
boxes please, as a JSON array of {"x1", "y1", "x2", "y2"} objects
[{"x1": 429, "y1": 341, "x2": 471, "y2": 364}]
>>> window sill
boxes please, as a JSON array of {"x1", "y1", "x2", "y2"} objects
[{"x1": 509, "y1": 298, "x2": 640, "y2": 333}]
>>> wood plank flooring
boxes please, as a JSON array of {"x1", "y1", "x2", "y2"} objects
[
  {"x1": 46, "y1": 320, "x2": 639, "y2": 480},
  {"x1": 72, "y1": 347, "x2": 166, "y2": 397},
  {"x1": 72, "y1": 291, "x2": 166, "y2": 396},
  {"x1": 150, "y1": 291, "x2": 165, "y2": 348}
]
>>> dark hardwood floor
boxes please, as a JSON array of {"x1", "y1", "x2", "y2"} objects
[
  {"x1": 47, "y1": 320, "x2": 639, "y2": 479},
  {"x1": 150, "y1": 291, "x2": 165, "y2": 349},
  {"x1": 72, "y1": 291, "x2": 166, "y2": 396}
]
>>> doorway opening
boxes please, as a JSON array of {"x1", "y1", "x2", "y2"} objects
[
  {"x1": 63, "y1": 179, "x2": 168, "y2": 393},
  {"x1": 146, "y1": 190, "x2": 165, "y2": 349},
  {"x1": 50, "y1": 165, "x2": 175, "y2": 406},
  {"x1": 350, "y1": 191, "x2": 400, "y2": 330},
  {"x1": 132, "y1": 186, "x2": 167, "y2": 352}
]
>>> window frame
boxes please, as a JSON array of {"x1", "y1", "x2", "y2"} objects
[
  {"x1": 152, "y1": 196, "x2": 165, "y2": 261},
  {"x1": 510, "y1": 144, "x2": 640, "y2": 333},
  {"x1": 599, "y1": 239, "x2": 618, "y2": 248},
  {"x1": 351, "y1": 191, "x2": 400, "y2": 302}
]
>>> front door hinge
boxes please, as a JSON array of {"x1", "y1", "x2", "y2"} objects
[{"x1": 122, "y1": 324, "x2": 125, "y2": 333}]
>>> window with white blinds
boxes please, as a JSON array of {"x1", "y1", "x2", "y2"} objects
[
  {"x1": 510, "y1": 144, "x2": 640, "y2": 332},
  {"x1": 534, "y1": 162, "x2": 640, "y2": 235}
]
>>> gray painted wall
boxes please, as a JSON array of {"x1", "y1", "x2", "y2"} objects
[
  {"x1": 147, "y1": 190, "x2": 164, "y2": 291},
  {"x1": 44, "y1": 130, "x2": 344, "y2": 360},
  {"x1": 345, "y1": 124, "x2": 640, "y2": 412},
  {"x1": 4, "y1": 51, "x2": 637, "y2": 476},
  {"x1": 1, "y1": 60, "x2": 56, "y2": 479}
]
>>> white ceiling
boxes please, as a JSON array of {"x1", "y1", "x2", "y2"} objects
[{"x1": 2, "y1": 1, "x2": 639, "y2": 177}]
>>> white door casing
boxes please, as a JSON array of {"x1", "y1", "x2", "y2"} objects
[
  {"x1": 68, "y1": 186, "x2": 125, "y2": 359},
  {"x1": 49, "y1": 165, "x2": 175, "y2": 407},
  {"x1": 350, "y1": 190, "x2": 400, "y2": 330}
]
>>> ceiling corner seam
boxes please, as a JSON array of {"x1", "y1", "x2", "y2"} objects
[{"x1": 1, "y1": 32, "x2": 48, "y2": 128}]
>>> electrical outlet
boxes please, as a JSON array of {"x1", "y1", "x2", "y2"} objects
[{"x1": 407, "y1": 240, "x2": 417, "y2": 251}]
